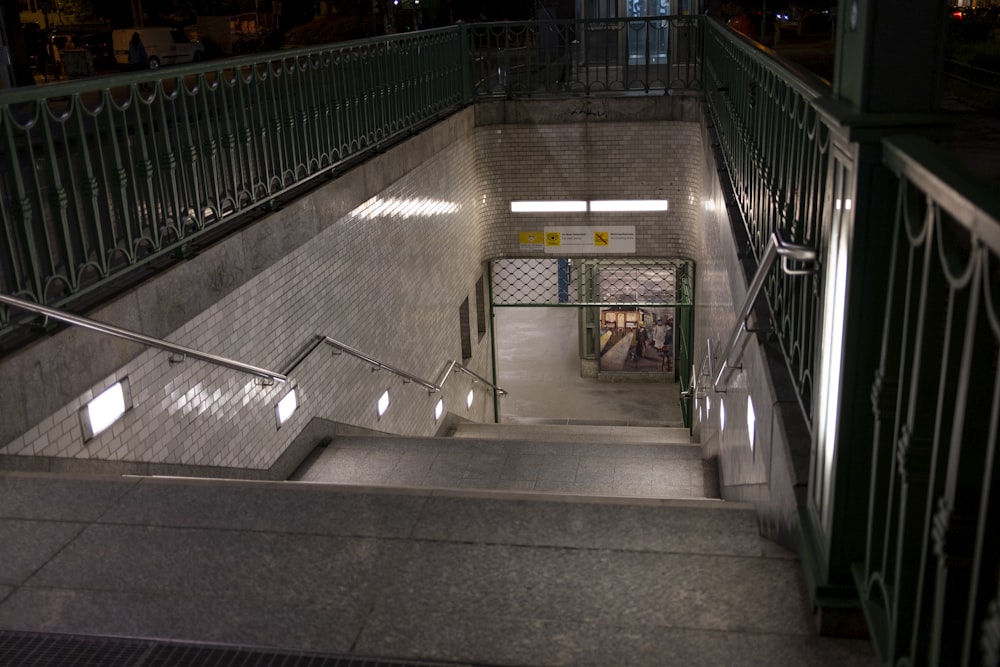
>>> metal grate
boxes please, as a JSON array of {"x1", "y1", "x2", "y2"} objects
[
  {"x1": 492, "y1": 258, "x2": 692, "y2": 306},
  {"x1": 0, "y1": 631, "x2": 490, "y2": 667}
]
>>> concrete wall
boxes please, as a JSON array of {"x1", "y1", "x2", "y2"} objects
[
  {"x1": 0, "y1": 96, "x2": 708, "y2": 479},
  {"x1": 692, "y1": 119, "x2": 812, "y2": 548}
]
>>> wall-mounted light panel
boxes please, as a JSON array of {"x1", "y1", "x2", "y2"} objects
[
  {"x1": 81, "y1": 378, "x2": 132, "y2": 441},
  {"x1": 276, "y1": 387, "x2": 299, "y2": 429},
  {"x1": 377, "y1": 389, "x2": 391, "y2": 418}
]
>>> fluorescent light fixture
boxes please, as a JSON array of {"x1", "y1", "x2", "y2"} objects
[
  {"x1": 435, "y1": 398, "x2": 444, "y2": 421},
  {"x1": 747, "y1": 395, "x2": 756, "y2": 452},
  {"x1": 511, "y1": 200, "x2": 587, "y2": 213},
  {"x1": 377, "y1": 389, "x2": 391, "y2": 418},
  {"x1": 81, "y1": 379, "x2": 130, "y2": 440},
  {"x1": 466, "y1": 389, "x2": 475, "y2": 409},
  {"x1": 590, "y1": 199, "x2": 668, "y2": 212},
  {"x1": 720, "y1": 398, "x2": 726, "y2": 432},
  {"x1": 276, "y1": 388, "x2": 298, "y2": 428}
]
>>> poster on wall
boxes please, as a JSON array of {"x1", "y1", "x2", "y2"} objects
[
  {"x1": 543, "y1": 226, "x2": 636, "y2": 254},
  {"x1": 598, "y1": 307, "x2": 674, "y2": 373}
]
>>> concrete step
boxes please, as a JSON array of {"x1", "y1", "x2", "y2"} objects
[
  {"x1": 451, "y1": 421, "x2": 693, "y2": 445},
  {"x1": 292, "y1": 430, "x2": 717, "y2": 500},
  {"x1": 0, "y1": 475, "x2": 873, "y2": 665}
]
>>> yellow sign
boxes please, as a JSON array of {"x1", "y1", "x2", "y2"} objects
[
  {"x1": 519, "y1": 231, "x2": 543, "y2": 244},
  {"x1": 593, "y1": 231, "x2": 609, "y2": 246},
  {"x1": 546, "y1": 232, "x2": 561, "y2": 246}
]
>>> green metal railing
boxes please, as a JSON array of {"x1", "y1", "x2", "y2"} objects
[
  {"x1": 703, "y1": 14, "x2": 1000, "y2": 665},
  {"x1": 0, "y1": 27, "x2": 465, "y2": 340},
  {"x1": 467, "y1": 16, "x2": 702, "y2": 96},
  {"x1": 854, "y1": 135, "x2": 1000, "y2": 665},
  {"x1": 703, "y1": 19, "x2": 830, "y2": 426},
  {"x1": 0, "y1": 18, "x2": 700, "y2": 344}
]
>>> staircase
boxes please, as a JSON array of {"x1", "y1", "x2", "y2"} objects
[
  {"x1": 0, "y1": 422, "x2": 875, "y2": 666},
  {"x1": 283, "y1": 421, "x2": 873, "y2": 664}
]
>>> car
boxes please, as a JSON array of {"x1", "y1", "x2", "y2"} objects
[{"x1": 112, "y1": 27, "x2": 205, "y2": 69}]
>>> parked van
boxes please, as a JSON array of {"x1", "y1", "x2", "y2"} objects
[{"x1": 112, "y1": 27, "x2": 205, "y2": 69}]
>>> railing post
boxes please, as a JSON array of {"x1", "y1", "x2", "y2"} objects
[{"x1": 459, "y1": 22, "x2": 473, "y2": 104}]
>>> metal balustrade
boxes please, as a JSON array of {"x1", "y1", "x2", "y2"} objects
[
  {"x1": 0, "y1": 18, "x2": 700, "y2": 346},
  {"x1": 0, "y1": 27, "x2": 467, "y2": 341},
  {"x1": 853, "y1": 135, "x2": 1000, "y2": 665},
  {"x1": 703, "y1": 19, "x2": 830, "y2": 424},
  {"x1": 466, "y1": 17, "x2": 702, "y2": 97},
  {"x1": 702, "y1": 17, "x2": 1000, "y2": 663}
]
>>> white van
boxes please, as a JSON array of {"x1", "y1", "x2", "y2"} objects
[{"x1": 112, "y1": 27, "x2": 205, "y2": 69}]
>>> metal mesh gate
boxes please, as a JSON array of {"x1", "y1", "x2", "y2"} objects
[
  {"x1": 491, "y1": 258, "x2": 693, "y2": 307},
  {"x1": 491, "y1": 258, "x2": 695, "y2": 426}
]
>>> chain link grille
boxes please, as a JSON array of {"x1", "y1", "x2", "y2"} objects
[{"x1": 492, "y1": 259, "x2": 693, "y2": 306}]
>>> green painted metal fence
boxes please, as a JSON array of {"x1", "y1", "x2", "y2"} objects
[
  {"x1": 854, "y1": 135, "x2": 1000, "y2": 665},
  {"x1": 703, "y1": 14, "x2": 1000, "y2": 665},
  {"x1": 0, "y1": 18, "x2": 701, "y2": 345},
  {"x1": 0, "y1": 27, "x2": 466, "y2": 342},
  {"x1": 703, "y1": 19, "x2": 829, "y2": 426}
]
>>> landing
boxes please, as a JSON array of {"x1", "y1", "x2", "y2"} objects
[{"x1": 495, "y1": 307, "x2": 683, "y2": 426}]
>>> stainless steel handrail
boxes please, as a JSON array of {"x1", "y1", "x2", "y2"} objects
[
  {"x1": 712, "y1": 230, "x2": 817, "y2": 392},
  {"x1": 283, "y1": 335, "x2": 507, "y2": 396},
  {"x1": 0, "y1": 293, "x2": 288, "y2": 384}
]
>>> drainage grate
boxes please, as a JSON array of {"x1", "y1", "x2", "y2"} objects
[{"x1": 0, "y1": 631, "x2": 490, "y2": 667}]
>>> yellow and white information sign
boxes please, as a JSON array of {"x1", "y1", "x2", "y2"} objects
[
  {"x1": 519, "y1": 231, "x2": 544, "y2": 250},
  {"x1": 543, "y1": 226, "x2": 635, "y2": 254}
]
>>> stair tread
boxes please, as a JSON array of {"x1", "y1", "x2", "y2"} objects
[
  {"x1": 453, "y1": 422, "x2": 692, "y2": 444},
  {"x1": 293, "y1": 423, "x2": 714, "y2": 500}
]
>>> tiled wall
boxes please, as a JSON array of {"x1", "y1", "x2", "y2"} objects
[
  {"x1": 692, "y1": 122, "x2": 811, "y2": 548},
  {"x1": 0, "y1": 112, "x2": 491, "y2": 474},
  {"x1": 0, "y1": 102, "x2": 706, "y2": 478},
  {"x1": 476, "y1": 122, "x2": 702, "y2": 260}
]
